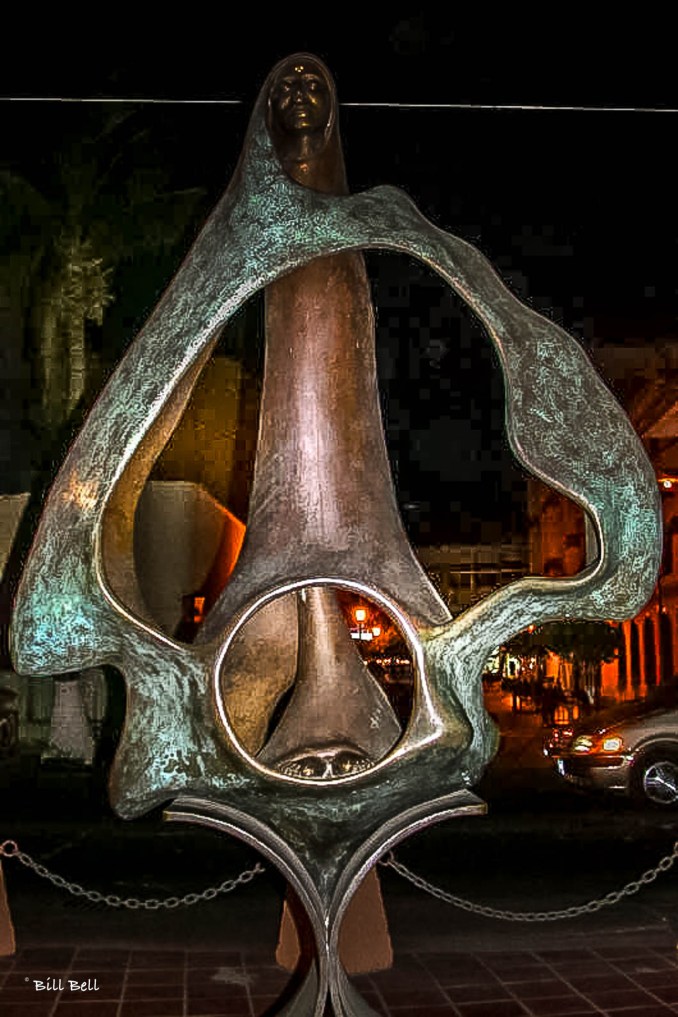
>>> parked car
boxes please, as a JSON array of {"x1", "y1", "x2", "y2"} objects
[{"x1": 545, "y1": 686, "x2": 678, "y2": 806}]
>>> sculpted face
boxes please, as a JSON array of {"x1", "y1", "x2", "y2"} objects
[{"x1": 269, "y1": 60, "x2": 332, "y2": 137}]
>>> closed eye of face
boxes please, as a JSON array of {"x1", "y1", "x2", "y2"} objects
[{"x1": 274, "y1": 73, "x2": 325, "y2": 102}]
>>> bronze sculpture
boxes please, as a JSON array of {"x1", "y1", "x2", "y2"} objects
[{"x1": 11, "y1": 54, "x2": 661, "y2": 1016}]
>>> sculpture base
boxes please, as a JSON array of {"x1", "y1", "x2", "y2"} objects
[
  {"x1": 0, "y1": 861, "x2": 15, "y2": 956},
  {"x1": 165, "y1": 789, "x2": 487, "y2": 1017},
  {"x1": 277, "y1": 867, "x2": 392, "y2": 974}
]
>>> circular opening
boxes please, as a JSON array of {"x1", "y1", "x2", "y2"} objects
[{"x1": 217, "y1": 584, "x2": 416, "y2": 781}]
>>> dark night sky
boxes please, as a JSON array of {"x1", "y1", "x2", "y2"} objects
[{"x1": 2, "y1": 16, "x2": 676, "y2": 543}]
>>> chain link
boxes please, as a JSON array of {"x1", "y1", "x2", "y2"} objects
[
  {"x1": 379, "y1": 840, "x2": 678, "y2": 923},
  {"x1": 0, "y1": 839, "x2": 264, "y2": 911}
]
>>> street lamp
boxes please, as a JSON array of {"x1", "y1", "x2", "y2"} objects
[{"x1": 355, "y1": 607, "x2": 366, "y2": 641}]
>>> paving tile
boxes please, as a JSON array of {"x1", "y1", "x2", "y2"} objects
[
  {"x1": 535, "y1": 950, "x2": 597, "y2": 962},
  {"x1": 119, "y1": 999, "x2": 185, "y2": 1017},
  {"x1": 633, "y1": 969, "x2": 678, "y2": 988},
  {"x1": 443, "y1": 981, "x2": 511, "y2": 1003},
  {"x1": 186, "y1": 980, "x2": 249, "y2": 996},
  {"x1": 456, "y1": 1001, "x2": 529, "y2": 1016},
  {"x1": 195, "y1": 972, "x2": 250, "y2": 992},
  {"x1": 651, "y1": 947, "x2": 678, "y2": 961},
  {"x1": 498, "y1": 965, "x2": 564, "y2": 984},
  {"x1": 614, "y1": 955, "x2": 678, "y2": 974},
  {"x1": 251, "y1": 994, "x2": 287, "y2": 1015},
  {"x1": 188, "y1": 951, "x2": 244, "y2": 968},
  {"x1": 187, "y1": 986, "x2": 251, "y2": 1003},
  {"x1": 420, "y1": 957, "x2": 488, "y2": 981},
  {"x1": 0, "y1": 1004, "x2": 58, "y2": 1016},
  {"x1": 379, "y1": 985, "x2": 450, "y2": 1008},
  {"x1": 128, "y1": 967, "x2": 185, "y2": 986},
  {"x1": 186, "y1": 996, "x2": 251, "y2": 1016},
  {"x1": 373, "y1": 973, "x2": 440, "y2": 995},
  {"x1": 564, "y1": 972, "x2": 636, "y2": 992},
  {"x1": 595, "y1": 945, "x2": 654, "y2": 959},
  {"x1": 510, "y1": 978, "x2": 574, "y2": 999},
  {"x1": 522, "y1": 995, "x2": 596, "y2": 1015},
  {"x1": 476, "y1": 952, "x2": 536, "y2": 970},
  {"x1": 243, "y1": 972, "x2": 287, "y2": 993},
  {"x1": 549, "y1": 958, "x2": 618, "y2": 977},
  {"x1": 582, "y1": 985, "x2": 667, "y2": 1009},
  {"x1": 606, "y1": 1008, "x2": 677, "y2": 1017},
  {"x1": 378, "y1": 1007, "x2": 456, "y2": 1017},
  {"x1": 427, "y1": 967, "x2": 492, "y2": 987},
  {"x1": 53, "y1": 1003, "x2": 120, "y2": 1017},
  {"x1": 374, "y1": 960, "x2": 431, "y2": 980},
  {"x1": 72, "y1": 949, "x2": 130, "y2": 968},
  {"x1": 423, "y1": 952, "x2": 482, "y2": 963},
  {"x1": 129, "y1": 950, "x2": 186, "y2": 969},
  {"x1": 122, "y1": 982, "x2": 185, "y2": 1000},
  {"x1": 245, "y1": 963, "x2": 286, "y2": 977}
]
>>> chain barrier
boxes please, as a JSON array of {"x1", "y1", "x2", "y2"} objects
[
  {"x1": 0, "y1": 840, "x2": 264, "y2": 911},
  {"x1": 4, "y1": 836, "x2": 678, "y2": 923},
  {"x1": 379, "y1": 840, "x2": 678, "y2": 923}
]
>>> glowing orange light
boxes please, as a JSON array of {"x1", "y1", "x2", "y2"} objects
[
  {"x1": 193, "y1": 596, "x2": 206, "y2": 624},
  {"x1": 372, "y1": 626, "x2": 381, "y2": 637},
  {"x1": 354, "y1": 607, "x2": 367, "y2": 623}
]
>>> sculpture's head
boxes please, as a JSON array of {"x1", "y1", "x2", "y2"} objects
[
  {"x1": 268, "y1": 56, "x2": 332, "y2": 139},
  {"x1": 265, "y1": 53, "x2": 346, "y2": 193}
]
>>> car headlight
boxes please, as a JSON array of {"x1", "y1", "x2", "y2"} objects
[{"x1": 571, "y1": 733, "x2": 623, "y2": 754}]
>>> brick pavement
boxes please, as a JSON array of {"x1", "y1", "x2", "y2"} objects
[{"x1": 3, "y1": 938, "x2": 678, "y2": 1016}]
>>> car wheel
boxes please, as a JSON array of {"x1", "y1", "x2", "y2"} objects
[{"x1": 633, "y1": 751, "x2": 678, "y2": 807}]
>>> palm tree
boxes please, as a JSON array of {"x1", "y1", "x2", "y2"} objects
[{"x1": 1, "y1": 106, "x2": 205, "y2": 435}]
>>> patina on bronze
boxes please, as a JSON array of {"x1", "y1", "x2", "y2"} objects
[{"x1": 11, "y1": 53, "x2": 662, "y2": 1017}]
